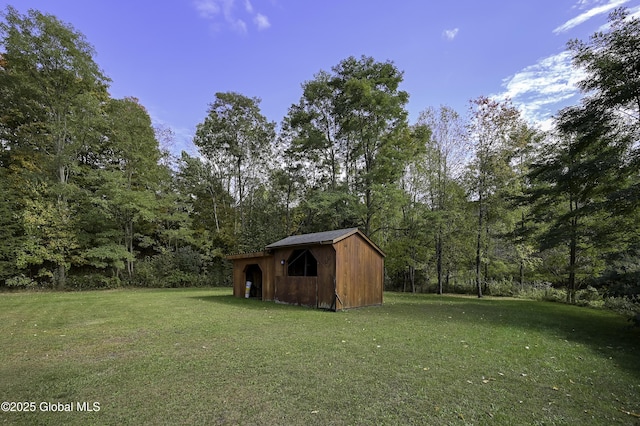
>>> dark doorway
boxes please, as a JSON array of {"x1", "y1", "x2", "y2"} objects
[{"x1": 244, "y1": 264, "x2": 263, "y2": 299}]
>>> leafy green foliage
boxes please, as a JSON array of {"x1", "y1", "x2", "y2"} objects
[{"x1": 0, "y1": 5, "x2": 639, "y2": 306}]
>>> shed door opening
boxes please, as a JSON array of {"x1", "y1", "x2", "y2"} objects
[
  {"x1": 245, "y1": 264, "x2": 263, "y2": 299},
  {"x1": 287, "y1": 249, "x2": 317, "y2": 276}
]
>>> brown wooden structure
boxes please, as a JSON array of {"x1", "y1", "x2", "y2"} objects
[{"x1": 226, "y1": 228, "x2": 385, "y2": 311}]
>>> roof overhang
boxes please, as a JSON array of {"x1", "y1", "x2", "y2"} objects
[{"x1": 226, "y1": 251, "x2": 272, "y2": 261}]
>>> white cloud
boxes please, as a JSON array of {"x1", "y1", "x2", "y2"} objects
[
  {"x1": 553, "y1": 0, "x2": 629, "y2": 34},
  {"x1": 443, "y1": 28, "x2": 459, "y2": 41},
  {"x1": 234, "y1": 19, "x2": 248, "y2": 33},
  {"x1": 254, "y1": 13, "x2": 270, "y2": 30},
  {"x1": 194, "y1": 0, "x2": 271, "y2": 33},
  {"x1": 495, "y1": 51, "x2": 587, "y2": 125},
  {"x1": 194, "y1": 0, "x2": 221, "y2": 18}
]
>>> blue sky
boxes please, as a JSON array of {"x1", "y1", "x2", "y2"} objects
[{"x1": 3, "y1": 0, "x2": 640, "y2": 154}]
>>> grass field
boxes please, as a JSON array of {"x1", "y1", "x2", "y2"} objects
[{"x1": 0, "y1": 288, "x2": 638, "y2": 425}]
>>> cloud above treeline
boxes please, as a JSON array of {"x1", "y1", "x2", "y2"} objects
[
  {"x1": 498, "y1": 51, "x2": 586, "y2": 128},
  {"x1": 495, "y1": 0, "x2": 636, "y2": 128},
  {"x1": 194, "y1": 0, "x2": 271, "y2": 33},
  {"x1": 442, "y1": 28, "x2": 459, "y2": 41},
  {"x1": 553, "y1": 0, "x2": 629, "y2": 33}
]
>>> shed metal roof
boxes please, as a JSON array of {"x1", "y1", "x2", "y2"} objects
[
  {"x1": 266, "y1": 228, "x2": 359, "y2": 249},
  {"x1": 265, "y1": 227, "x2": 385, "y2": 257}
]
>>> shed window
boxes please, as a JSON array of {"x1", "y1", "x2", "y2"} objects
[{"x1": 287, "y1": 249, "x2": 317, "y2": 276}]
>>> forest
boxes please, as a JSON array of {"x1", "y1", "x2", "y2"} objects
[{"x1": 0, "y1": 6, "x2": 639, "y2": 311}]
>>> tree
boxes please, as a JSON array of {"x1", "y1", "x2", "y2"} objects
[
  {"x1": 567, "y1": 7, "x2": 640, "y2": 213},
  {"x1": 331, "y1": 56, "x2": 415, "y2": 236},
  {"x1": 101, "y1": 97, "x2": 164, "y2": 278},
  {"x1": 286, "y1": 70, "x2": 342, "y2": 190},
  {"x1": 415, "y1": 106, "x2": 467, "y2": 294},
  {"x1": 194, "y1": 92, "x2": 275, "y2": 250},
  {"x1": 529, "y1": 105, "x2": 623, "y2": 302},
  {"x1": 527, "y1": 7, "x2": 640, "y2": 302},
  {"x1": 0, "y1": 6, "x2": 109, "y2": 288},
  {"x1": 466, "y1": 97, "x2": 530, "y2": 297}
]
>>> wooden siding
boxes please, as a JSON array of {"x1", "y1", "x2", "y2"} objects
[
  {"x1": 228, "y1": 229, "x2": 383, "y2": 310},
  {"x1": 334, "y1": 233, "x2": 384, "y2": 309},
  {"x1": 271, "y1": 245, "x2": 336, "y2": 310},
  {"x1": 230, "y1": 254, "x2": 275, "y2": 300},
  {"x1": 275, "y1": 276, "x2": 318, "y2": 307}
]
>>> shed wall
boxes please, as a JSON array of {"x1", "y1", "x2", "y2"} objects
[
  {"x1": 230, "y1": 254, "x2": 275, "y2": 300},
  {"x1": 272, "y1": 245, "x2": 336, "y2": 309},
  {"x1": 334, "y1": 233, "x2": 384, "y2": 309}
]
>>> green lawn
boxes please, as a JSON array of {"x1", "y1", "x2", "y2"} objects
[{"x1": 0, "y1": 288, "x2": 638, "y2": 425}]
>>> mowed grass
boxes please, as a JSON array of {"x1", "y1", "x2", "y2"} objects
[{"x1": 0, "y1": 289, "x2": 639, "y2": 425}]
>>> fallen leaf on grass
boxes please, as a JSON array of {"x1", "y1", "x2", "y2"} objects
[
  {"x1": 619, "y1": 408, "x2": 640, "y2": 418},
  {"x1": 311, "y1": 410, "x2": 319, "y2": 414}
]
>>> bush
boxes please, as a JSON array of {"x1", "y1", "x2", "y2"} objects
[
  {"x1": 575, "y1": 285, "x2": 602, "y2": 307},
  {"x1": 514, "y1": 281, "x2": 568, "y2": 302},
  {"x1": 603, "y1": 296, "x2": 640, "y2": 317},
  {"x1": 5, "y1": 275, "x2": 38, "y2": 289},
  {"x1": 486, "y1": 279, "x2": 514, "y2": 297},
  {"x1": 67, "y1": 274, "x2": 121, "y2": 290},
  {"x1": 134, "y1": 247, "x2": 212, "y2": 288}
]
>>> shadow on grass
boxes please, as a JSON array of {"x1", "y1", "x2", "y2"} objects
[
  {"x1": 189, "y1": 290, "x2": 640, "y2": 379},
  {"x1": 190, "y1": 294, "x2": 317, "y2": 312},
  {"x1": 385, "y1": 292, "x2": 640, "y2": 379}
]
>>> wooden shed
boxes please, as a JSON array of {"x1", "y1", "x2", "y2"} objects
[{"x1": 226, "y1": 228, "x2": 385, "y2": 311}]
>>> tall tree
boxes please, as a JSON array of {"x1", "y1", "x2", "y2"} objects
[
  {"x1": 193, "y1": 92, "x2": 275, "y2": 250},
  {"x1": 286, "y1": 71, "x2": 342, "y2": 189},
  {"x1": 101, "y1": 97, "x2": 163, "y2": 278},
  {"x1": 415, "y1": 106, "x2": 467, "y2": 294},
  {"x1": 529, "y1": 113, "x2": 620, "y2": 302},
  {"x1": 528, "y1": 7, "x2": 640, "y2": 302},
  {"x1": 0, "y1": 6, "x2": 109, "y2": 288},
  {"x1": 466, "y1": 97, "x2": 528, "y2": 297},
  {"x1": 332, "y1": 55, "x2": 414, "y2": 236}
]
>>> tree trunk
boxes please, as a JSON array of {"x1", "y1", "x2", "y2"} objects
[
  {"x1": 208, "y1": 187, "x2": 220, "y2": 232},
  {"x1": 57, "y1": 263, "x2": 66, "y2": 290},
  {"x1": 409, "y1": 265, "x2": 416, "y2": 294},
  {"x1": 126, "y1": 221, "x2": 134, "y2": 278},
  {"x1": 436, "y1": 232, "x2": 443, "y2": 295},
  {"x1": 475, "y1": 193, "x2": 484, "y2": 298},
  {"x1": 568, "y1": 215, "x2": 578, "y2": 304},
  {"x1": 519, "y1": 261, "x2": 524, "y2": 288}
]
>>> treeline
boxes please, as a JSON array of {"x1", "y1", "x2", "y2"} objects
[{"x1": 1, "y1": 6, "x2": 639, "y2": 305}]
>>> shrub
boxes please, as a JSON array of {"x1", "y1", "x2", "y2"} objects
[
  {"x1": 575, "y1": 285, "x2": 602, "y2": 307},
  {"x1": 67, "y1": 274, "x2": 121, "y2": 290},
  {"x1": 486, "y1": 279, "x2": 514, "y2": 297},
  {"x1": 134, "y1": 247, "x2": 210, "y2": 288},
  {"x1": 5, "y1": 275, "x2": 38, "y2": 289},
  {"x1": 603, "y1": 296, "x2": 640, "y2": 317}
]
